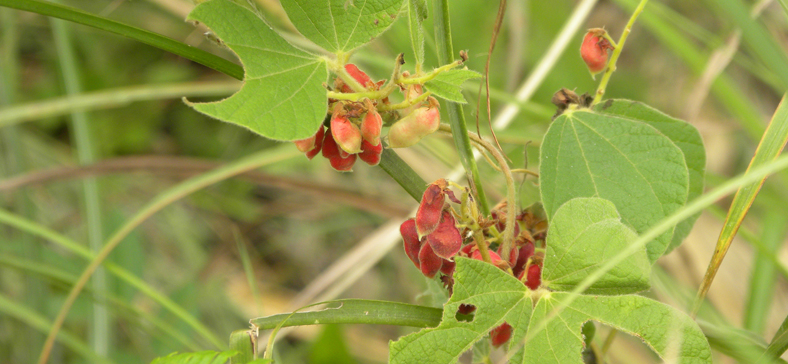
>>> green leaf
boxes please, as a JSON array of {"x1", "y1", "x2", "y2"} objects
[
  {"x1": 424, "y1": 69, "x2": 482, "y2": 104},
  {"x1": 279, "y1": 0, "x2": 405, "y2": 53},
  {"x1": 389, "y1": 258, "x2": 532, "y2": 364},
  {"x1": 539, "y1": 107, "x2": 690, "y2": 263},
  {"x1": 543, "y1": 197, "x2": 650, "y2": 295},
  {"x1": 407, "y1": 0, "x2": 426, "y2": 65},
  {"x1": 524, "y1": 293, "x2": 712, "y2": 364},
  {"x1": 229, "y1": 330, "x2": 256, "y2": 364},
  {"x1": 250, "y1": 299, "x2": 443, "y2": 329},
  {"x1": 593, "y1": 99, "x2": 705, "y2": 253},
  {"x1": 150, "y1": 350, "x2": 238, "y2": 364},
  {"x1": 186, "y1": 0, "x2": 328, "y2": 141}
]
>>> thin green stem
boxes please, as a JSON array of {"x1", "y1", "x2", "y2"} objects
[
  {"x1": 51, "y1": 14, "x2": 108, "y2": 356},
  {"x1": 37, "y1": 146, "x2": 299, "y2": 364},
  {"x1": 399, "y1": 60, "x2": 462, "y2": 84},
  {"x1": 591, "y1": 0, "x2": 649, "y2": 105},
  {"x1": 0, "y1": 0, "x2": 243, "y2": 80},
  {"x1": 433, "y1": 0, "x2": 490, "y2": 215}
]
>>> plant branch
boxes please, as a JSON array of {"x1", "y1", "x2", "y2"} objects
[
  {"x1": 591, "y1": 0, "x2": 649, "y2": 105},
  {"x1": 433, "y1": 0, "x2": 490, "y2": 215}
]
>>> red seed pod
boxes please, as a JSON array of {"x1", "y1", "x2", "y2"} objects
[
  {"x1": 418, "y1": 242, "x2": 443, "y2": 278},
  {"x1": 386, "y1": 102, "x2": 441, "y2": 148},
  {"x1": 460, "y1": 244, "x2": 476, "y2": 257},
  {"x1": 329, "y1": 153, "x2": 357, "y2": 172},
  {"x1": 361, "y1": 99, "x2": 382, "y2": 146},
  {"x1": 416, "y1": 180, "x2": 447, "y2": 237},
  {"x1": 321, "y1": 128, "x2": 340, "y2": 159},
  {"x1": 512, "y1": 241, "x2": 535, "y2": 278},
  {"x1": 440, "y1": 259, "x2": 456, "y2": 276},
  {"x1": 304, "y1": 125, "x2": 325, "y2": 160},
  {"x1": 400, "y1": 219, "x2": 422, "y2": 268},
  {"x1": 426, "y1": 211, "x2": 463, "y2": 259},
  {"x1": 580, "y1": 28, "x2": 614, "y2": 77},
  {"x1": 358, "y1": 139, "x2": 382, "y2": 166},
  {"x1": 524, "y1": 263, "x2": 542, "y2": 290},
  {"x1": 331, "y1": 113, "x2": 362, "y2": 154},
  {"x1": 471, "y1": 249, "x2": 502, "y2": 264},
  {"x1": 490, "y1": 323, "x2": 513, "y2": 348},
  {"x1": 498, "y1": 245, "x2": 519, "y2": 269}
]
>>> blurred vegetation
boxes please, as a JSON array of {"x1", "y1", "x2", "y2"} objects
[{"x1": 1, "y1": 0, "x2": 787, "y2": 363}]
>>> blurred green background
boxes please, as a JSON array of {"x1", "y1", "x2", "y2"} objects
[{"x1": 1, "y1": 0, "x2": 787, "y2": 363}]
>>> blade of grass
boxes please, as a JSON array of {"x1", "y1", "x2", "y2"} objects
[
  {"x1": 0, "y1": 0, "x2": 243, "y2": 80},
  {"x1": 250, "y1": 299, "x2": 443, "y2": 329},
  {"x1": 38, "y1": 145, "x2": 300, "y2": 364},
  {"x1": 433, "y1": 0, "x2": 490, "y2": 215},
  {"x1": 712, "y1": 0, "x2": 788, "y2": 89},
  {"x1": 692, "y1": 93, "x2": 788, "y2": 316},
  {"x1": 0, "y1": 294, "x2": 116, "y2": 364},
  {"x1": 0, "y1": 254, "x2": 202, "y2": 351},
  {"x1": 234, "y1": 228, "x2": 262, "y2": 316},
  {"x1": 761, "y1": 315, "x2": 788, "y2": 362},
  {"x1": 0, "y1": 81, "x2": 240, "y2": 128},
  {"x1": 0, "y1": 208, "x2": 221, "y2": 350},
  {"x1": 744, "y1": 208, "x2": 787, "y2": 334},
  {"x1": 51, "y1": 13, "x2": 108, "y2": 356}
]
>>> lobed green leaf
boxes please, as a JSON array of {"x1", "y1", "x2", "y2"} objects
[
  {"x1": 543, "y1": 197, "x2": 650, "y2": 295},
  {"x1": 523, "y1": 293, "x2": 712, "y2": 364},
  {"x1": 389, "y1": 258, "x2": 532, "y2": 364},
  {"x1": 423, "y1": 69, "x2": 482, "y2": 104},
  {"x1": 279, "y1": 0, "x2": 405, "y2": 53},
  {"x1": 186, "y1": 0, "x2": 328, "y2": 141},
  {"x1": 539, "y1": 106, "x2": 690, "y2": 263}
]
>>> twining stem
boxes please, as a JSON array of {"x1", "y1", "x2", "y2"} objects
[
  {"x1": 438, "y1": 124, "x2": 517, "y2": 261},
  {"x1": 399, "y1": 60, "x2": 462, "y2": 84},
  {"x1": 590, "y1": 0, "x2": 649, "y2": 105}
]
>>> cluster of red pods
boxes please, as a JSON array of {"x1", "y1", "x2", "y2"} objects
[
  {"x1": 400, "y1": 179, "x2": 547, "y2": 348},
  {"x1": 294, "y1": 64, "x2": 441, "y2": 171}
]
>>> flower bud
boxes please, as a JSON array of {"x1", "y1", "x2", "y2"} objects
[
  {"x1": 358, "y1": 139, "x2": 382, "y2": 166},
  {"x1": 361, "y1": 99, "x2": 382, "y2": 146},
  {"x1": 331, "y1": 113, "x2": 362, "y2": 154},
  {"x1": 387, "y1": 103, "x2": 441, "y2": 148},
  {"x1": 416, "y1": 180, "x2": 447, "y2": 237},
  {"x1": 580, "y1": 28, "x2": 614, "y2": 77},
  {"x1": 426, "y1": 211, "x2": 462, "y2": 260}
]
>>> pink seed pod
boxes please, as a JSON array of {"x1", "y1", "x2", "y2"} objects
[
  {"x1": 331, "y1": 113, "x2": 362, "y2": 154},
  {"x1": 416, "y1": 180, "x2": 447, "y2": 237},
  {"x1": 358, "y1": 139, "x2": 382, "y2": 166},
  {"x1": 329, "y1": 153, "x2": 356, "y2": 172},
  {"x1": 345, "y1": 64, "x2": 372, "y2": 88},
  {"x1": 361, "y1": 99, "x2": 382, "y2": 146},
  {"x1": 293, "y1": 127, "x2": 319, "y2": 153},
  {"x1": 490, "y1": 323, "x2": 513, "y2": 348},
  {"x1": 386, "y1": 103, "x2": 441, "y2": 148},
  {"x1": 418, "y1": 242, "x2": 443, "y2": 278},
  {"x1": 400, "y1": 219, "x2": 422, "y2": 268},
  {"x1": 580, "y1": 28, "x2": 614, "y2": 77},
  {"x1": 304, "y1": 125, "x2": 325, "y2": 160},
  {"x1": 426, "y1": 211, "x2": 462, "y2": 259}
]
